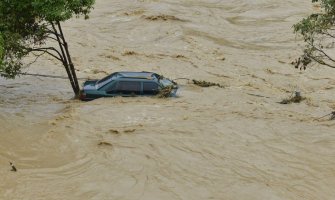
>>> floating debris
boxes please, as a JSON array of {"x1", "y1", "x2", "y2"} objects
[
  {"x1": 122, "y1": 51, "x2": 137, "y2": 56},
  {"x1": 331, "y1": 111, "x2": 335, "y2": 120},
  {"x1": 124, "y1": 10, "x2": 145, "y2": 16},
  {"x1": 9, "y1": 162, "x2": 17, "y2": 172},
  {"x1": 158, "y1": 86, "x2": 173, "y2": 98},
  {"x1": 265, "y1": 68, "x2": 275, "y2": 74},
  {"x1": 144, "y1": 15, "x2": 183, "y2": 21},
  {"x1": 291, "y1": 57, "x2": 310, "y2": 70},
  {"x1": 92, "y1": 69, "x2": 101, "y2": 74},
  {"x1": 315, "y1": 111, "x2": 335, "y2": 121},
  {"x1": 124, "y1": 129, "x2": 136, "y2": 133},
  {"x1": 216, "y1": 56, "x2": 226, "y2": 61},
  {"x1": 175, "y1": 54, "x2": 186, "y2": 59},
  {"x1": 279, "y1": 91, "x2": 306, "y2": 104},
  {"x1": 192, "y1": 79, "x2": 224, "y2": 88},
  {"x1": 105, "y1": 55, "x2": 120, "y2": 60},
  {"x1": 98, "y1": 141, "x2": 113, "y2": 146},
  {"x1": 108, "y1": 129, "x2": 119, "y2": 134}
]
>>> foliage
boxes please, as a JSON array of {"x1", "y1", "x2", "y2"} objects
[
  {"x1": 294, "y1": 0, "x2": 335, "y2": 69},
  {"x1": 0, "y1": 0, "x2": 95, "y2": 95}
]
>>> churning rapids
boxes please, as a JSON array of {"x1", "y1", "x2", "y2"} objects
[{"x1": 1, "y1": 0, "x2": 335, "y2": 199}]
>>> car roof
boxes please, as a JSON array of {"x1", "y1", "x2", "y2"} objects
[
  {"x1": 96, "y1": 71, "x2": 160, "y2": 89},
  {"x1": 117, "y1": 71, "x2": 157, "y2": 79}
]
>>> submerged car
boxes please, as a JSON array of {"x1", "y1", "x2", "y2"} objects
[{"x1": 80, "y1": 71, "x2": 178, "y2": 101}]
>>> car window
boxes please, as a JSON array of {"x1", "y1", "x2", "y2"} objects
[
  {"x1": 115, "y1": 81, "x2": 141, "y2": 95},
  {"x1": 143, "y1": 82, "x2": 159, "y2": 95},
  {"x1": 105, "y1": 82, "x2": 117, "y2": 92}
]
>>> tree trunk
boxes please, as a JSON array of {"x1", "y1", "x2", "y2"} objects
[{"x1": 52, "y1": 21, "x2": 80, "y2": 97}]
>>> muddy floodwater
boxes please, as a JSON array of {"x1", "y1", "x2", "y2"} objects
[{"x1": 1, "y1": 0, "x2": 335, "y2": 199}]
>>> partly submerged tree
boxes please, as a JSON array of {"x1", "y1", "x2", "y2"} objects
[
  {"x1": 294, "y1": 0, "x2": 335, "y2": 70},
  {"x1": 0, "y1": 0, "x2": 95, "y2": 96}
]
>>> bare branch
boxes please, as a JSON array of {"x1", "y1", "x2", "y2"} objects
[
  {"x1": 314, "y1": 46, "x2": 335, "y2": 63},
  {"x1": 322, "y1": 31, "x2": 335, "y2": 38},
  {"x1": 25, "y1": 51, "x2": 46, "y2": 68},
  {"x1": 309, "y1": 54, "x2": 335, "y2": 68},
  {"x1": 50, "y1": 22, "x2": 67, "y2": 61},
  {"x1": 45, "y1": 35, "x2": 60, "y2": 43},
  {"x1": 44, "y1": 25, "x2": 62, "y2": 38},
  {"x1": 28, "y1": 47, "x2": 64, "y2": 62},
  {"x1": 307, "y1": 40, "x2": 335, "y2": 63}
]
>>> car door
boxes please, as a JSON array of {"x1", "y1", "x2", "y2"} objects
[
  {"x1": 106, "y1": 81, "x2": 141, "y2": 97},
  {"x1": 104, "y1": 81, "x2": 118, "y2": 97}
]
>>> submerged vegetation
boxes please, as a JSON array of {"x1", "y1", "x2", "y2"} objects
[
  {"x1": 98, "y1": 141, "x2": 112, "y2": 146},
  {"x1": 158, "y1": 86, "x2": 174, "y2": 98},
  {"x1": 279, "y1": 91, "x2": 306, "y2": 104},
  {"x1": 144, "y1": 15, "x2": 184, "y2": 21},
  {"x1": 192, "y1": 79, "x2": 224, "y2": 88},
  {"x1": 157, "y1": 78, "x2": 224, "y2": 98}
]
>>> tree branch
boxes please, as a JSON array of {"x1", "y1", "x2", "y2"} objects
[
  {"x1": 25, "y1": 51, "x2": 46, "y2": 67},
  {"x1": 28, "y1": 47, "x2": 64, "y2": 62},
  {"x1": 310, "y1": 55, "x2": 335, "y2": 68},
  {"x1": 322, "y1": 30, "x2": 335, "y2": 38},
  {"x1": 44, "y1": 25, "x2": 62, "y2": 38},
  {"x1": 314, "y1": 46, "x2": 335, "y2": 63},
  {"x1": 50, "y1": 22, "x2": 67, "y2": 60},
  {"x1": 45, "y1": 35, "x2": 61, "y2": 43},
  {"x1": 307, "y1": 40, "x2": 335, "y2": 63}
]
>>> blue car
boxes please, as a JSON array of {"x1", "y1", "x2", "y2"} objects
[{"x1": 80, "y1": 71, "x2": 178, "y2": 100}]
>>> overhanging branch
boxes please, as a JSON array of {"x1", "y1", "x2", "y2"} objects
[
  {"x1": 310, "y1": 55, "x2": 335, "y2": 68},
  {"x1": 45, "y1": 35, "x2": 61, "y2": 43},
  {"x1": 314, "y1": 46, "x2": 335, "y2": 63},
  {"x1": 28, "y1": 47, "x2": 64, "y2": 62},
  {"x1": 25, "y1": 51, "x2": 47, "y2": 68}
]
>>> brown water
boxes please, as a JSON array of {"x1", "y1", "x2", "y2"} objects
[{"x1": 1, "y1": 1, "x2": 335, "y2": 199}]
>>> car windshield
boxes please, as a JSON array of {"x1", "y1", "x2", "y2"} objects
[{"x1": 96, "y1": 73, "x2": 118, "y2": 88}]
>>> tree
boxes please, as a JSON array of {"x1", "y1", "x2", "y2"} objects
[
  {"x1": 294, "y1": 0, "x2": 335, "y2": 70},
  {"x1": 0, "y1": 0, "x2": 95, "y2": 96}
]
